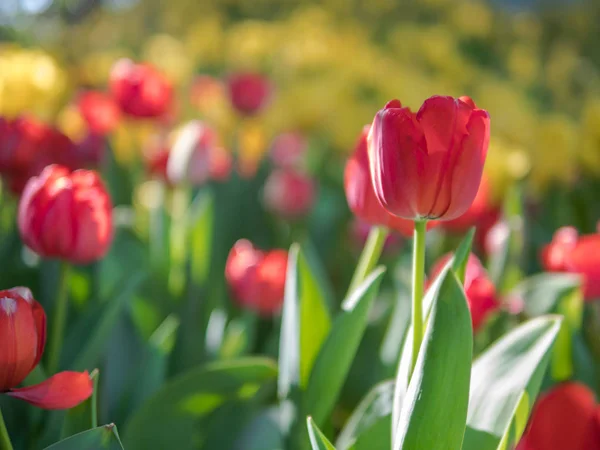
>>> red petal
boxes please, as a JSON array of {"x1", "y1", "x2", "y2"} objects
[{"x1": 7, "y1": 371, "x2": 93, "y2": 410}]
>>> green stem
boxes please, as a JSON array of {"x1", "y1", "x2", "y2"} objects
[
  {"x1": 346, "y1": 226, "x2": 389, "y2": 299},
  {"x1": 90, "y1": 369, "x2": 99, "y2": 428},
  {"x1": 410, "y1": 220, "x2": 427, "y2": 379},
  {"x1": 46, "y1": 262, "x2": 72, "y2": 374},
  {"x1": 0, "y1": 406, "x2": 14, "y2": 450}
]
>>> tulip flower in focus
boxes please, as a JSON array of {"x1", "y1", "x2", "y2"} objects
[
  {"x1": 345, "y1": 125, "x2": 438, "y2": 237},
  {"x1": 368, "y1": 96, "x2": 490, "y2": 220},
  {"x1": 429, "y1": 253, "x2": 499, "y2": 331},
  {"x1": 77, "y1": 91, "x2": 121, "y2": 136},
  {"x1": 18, "y1": 165, "x2": 113, "y2": 264},
  {"x1": 225, "y1": 240, "x2": 287, "y2": 316},
  {"x1": 517, "y1": 383, "x2": 600, "y2": 450},
  {"x1": 263, "y1": 169, "x2": 316, "y2": 220},
  {"x1": 541, "y1": 227, "x2": 600, "y2": 301},
  {"x1": 227, "y1": 72, "x2": 272, "y2": 116},
  {"x1": 0, "y1": 286, "x2": 93, "y2": 409},
  {"x1": 110, "y1": 59, "x2": 173, "y2": 118},
  {"x1": 270, "y1": 132, "x2": 308, "y2": 169}
]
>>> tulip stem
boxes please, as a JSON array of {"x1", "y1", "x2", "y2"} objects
[
  {"x1": 346, "y1": 226, "x2": 388, "y2": 298},
  {"x1": 0, "y1": 407, "x2": 13, "y2": 450},
  {"x1": 410, "y1": 220, "x2": 427, "y2": 379},
  {"x1": 47, "y1": 262, "x2": 72, "y2": 374}
]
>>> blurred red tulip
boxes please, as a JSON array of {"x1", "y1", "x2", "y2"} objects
[
  {"x1": 345, "y1": 125, "x2": 438, "y2": 237},
  {"x1": 429, "y1": 253, "x2": 499, "y2": 331},
  {"x1": 73, "y1": 133, "x2": 106, "y2": 169},
  {"x1": 227, "y1": 72, "x2": 271, "y2": 115},
  {"x1": 263, "y1": 169, "x2": 316, "y2": 220},
  {"x1": 209, "y1": 146, "x2": 233, "y2": 182},
  {"x1": 18, "y1": 165, "x2": 113, "y2": 264},
  {"x1": 109, "y1": 59, "x2": 173, "y2": 118},
  {"x1": 166, "y1": 121, "x2": 217, "y2": 186},
  {"x1": 0, "y1": 286, "x2": 92, "y2": 409},
  {"x1": 368, "y1": 96, "x2": 490, "y2": 220},
  {"x1": 270, "y1": 132, "x2": 307, "y2": 169},
  {"x1": 541, "y1": 227, "x2": 600, "y2": 301},
  {"x1": 77, "y1": 91, "x2": 121, "y2": 135},
  {"x1": 146, "y1": 146, "x2": 171, "y2": 183},
  {"x1": 517, "y1": 383, "x2": 600, "y2": 450},
  {"x1": 225, "y1": 240, "x2": 287, "y2": 315}
]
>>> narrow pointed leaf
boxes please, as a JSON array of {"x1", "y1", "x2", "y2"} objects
[
  {"x1": 394, "y1": 271, "x2": 472, "y2": 450},
  {"x1": 307, "y1": 417, "x2": 336, "y2": 450},
  {"x1": 305, "y1": 267, "x2": 385, "y2": 426},
  {"x1": 44, "y1": 424, "x2": 124, "y2": 450}
]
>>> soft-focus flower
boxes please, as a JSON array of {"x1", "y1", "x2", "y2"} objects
[
  {"x1": 18, "y1": 165, "x2": 113, "y2": 264},
  {"x1": 209, "y1": 146, "x2": 233, "y2": 182},
  {"x1": 109, "y1": 59, "x2": 173, "y2": 118},
  {"x1": 517, "y1": 383, "x2": 600, "y2": 450},
  {"x1": 77, "y1": 91, "x2": 121, "y2": 136},
  {"x1": 541, "y1": 227, "x2": 600, "y2": 302},
  {"x1": 73, "y1": 134, "x2": 106, "y2": 169},
  {"x1": 225, "y1": 240, "x2": 287, "y2": 316},
  {"x1": 429, "y1": 253, "x2": 499, "y2": 331},
  {"x1": 0, "y1": 286, "x2": 93, "y2": 409},
  {"x1": 368, "y1": 96, "x2": 490, "y2": 220},
  {"x1": 263, "y1": 169, "x2": 316, "y2": 220},
  {"x1": 227, "y1": 72, "x2": 272, "y2": 115},
  {"x1": 345, "y1": 125, "x2": 438, "y2": 237},
  {"x1": 269, "y1": 131, "x2": 308, "y2": 169}
]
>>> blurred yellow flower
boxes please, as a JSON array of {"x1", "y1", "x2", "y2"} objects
[
  {"x1": 56, "y1": 105, "x2": 87, "y2": 142},
  {"x1": 143, "y1": 34, "x2": 193, "y2": 85}
]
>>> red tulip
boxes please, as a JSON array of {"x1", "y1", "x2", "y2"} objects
[
  {"x1": 78, "y1": 91, "x2": 121, "y2": 135},
  {"x1": 146, "y1": 146, "x2": 171, "y2": 183},
  {"x1": 429, "y1": 253, "x2": 498, "y2": 331},
  {"x1": 227, "y1": 72, "x2": 272, "y2": 115},
  {"x1": 18, "y1": 165, "x2": 113, "y2": 264},
  {"x1": 109, "y1": 59, "x2": 173, "y2": 118},
  {"x1": 73, "y1": 133, "x2": 106, "y2": 169},
  {"x1": 0, "y1": 286, "x2": 92, "y2": 409},
  {"x1": 517, "y1": 383, "x2": 600, "y2": 450},
  {"x1": 368, "y1": 96, "x2": 490, "y2": 220},
  {"x1": 209, "y1": 146, "x2": 233, "y2": 182},
  {"x1": 225, "y1": 240, "x2": 287, "y2": 316},
  {"x1": 345, "y1": 125, "x2": 438, "y2": 237},
  {"x1": 541, "y1": 227, "x2": 600, "y2": 301},
  {"x1": 263, "y1": 169, "x2": 316, "y2": 220},
  {"x1": 270, "y1": 132, "x2": 307, "y2": 169}
]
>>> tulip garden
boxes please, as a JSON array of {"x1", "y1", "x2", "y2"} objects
[{"x1": 1, "y1": 0, "x2": 600, "y2": 449}]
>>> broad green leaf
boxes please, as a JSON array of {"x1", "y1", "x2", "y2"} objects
[
  {"x1": 71, "y1": 272, "x2": 146, "y2": 371},
  {"x1": 278, "y1": 244, "x2": 331, "y2": 399},
  {"x1": 463, "y1": 316, "x2": 562, "y2": 450},
  {"x1": 237, "y1": 409, "x2": 284, "y2": 450},
  {"x1": 394, "y1": 271, "x2": 472, "y2": 450},
  {"x1": 44, "y1": 424, "x2": 124, "y2": 450},
  {"x1": 391, "y1": 230, "x2": 474, "y2": 443},
  {"x1": 305, "y1": 267, "x2": 385, "y2": 426},
  {"x1": 453, "y1": 227, "x2": 476, "y2": 284},
  {"x1": 307, "y1": 417, "x2": 336, "y2": 450},
  {"x1": 124, "y1": 357, "x2": 278, "y2": 450},
  {"x1": 336, "y1": 380, "x2": 394, "y2": 450}
]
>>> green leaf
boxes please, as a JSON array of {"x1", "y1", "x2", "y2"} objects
[
  {"x1": 278, "y1": 244, "x2": 331, "y2": 399},
  {"x1": 394, "y1": 271, "x2": 473, "y2": 450},
  {"x1": 336, "y1": 380, "x2": 393, "y2": 450},
  {"x1": 188, "y1": 190, "x2": 214, "y2": 286},
  {"x1": 44, "y1": 424, "x2": 124, "y2": 450},
  {"x1": 123, "y1": 357, "x2": 278, "y2": 450},
  {"x1": 237, "y1": 409, "x2": 284, "y2": 450},
  {"x1": 391, "y1": 231, "x2": 474, "y2": 441},
  {"x1": 515, "y1": 273, "x2": 581, "y2": 317},
  {"x1": 305, "y1": 267, "x2": 385, "y2": 426},
  {"x1": 307, "y1": 417, "x2": 336, "y2": 450},
  {"x1": 70, "y1": 272, "x2": 146, "y2": 371},
  {"x1": 463, "y1": 316, "x2": 562, "y2": 450}
]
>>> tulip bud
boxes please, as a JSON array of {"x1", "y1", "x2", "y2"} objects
[
  {"x1": 0, "y1": 286, "x2": 93, "y2": 410},
  {"x1": 368, "y1": 95, "x2": 490, "y2": 220},
  {"x1": 225, "y1": 240, "x2": 287, "y2": 316},
  {"x1": 18, "y1": 165, "x2": 113, "y2": 264},
  {"x1": 166, "y1": 121, "x2": 216, "y2": 186},
  {"x1": 109, "y1": 59, "x2": 173, "y2": 119},
  {"x1": 270, "y1": 132, "x2": 308, "y2": 169},
  {"x1": 345, "y1": 125, "x2": 438, "y2": 237},
  {"x1": 541, "y1": 227, "x2": 600, "y2": 302},
  {"x1": 429, "y1": 253, "x2": 499, "y2": 331},
  {"x1": 263, "y1": 169, "x2": 316, "y2": 220},
  {"x1": 227, "y1": 72, "x2": 272, "y2": 116},
  {"x1": 77, "y1": 91, "x2": 121, "y2": 135}
]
